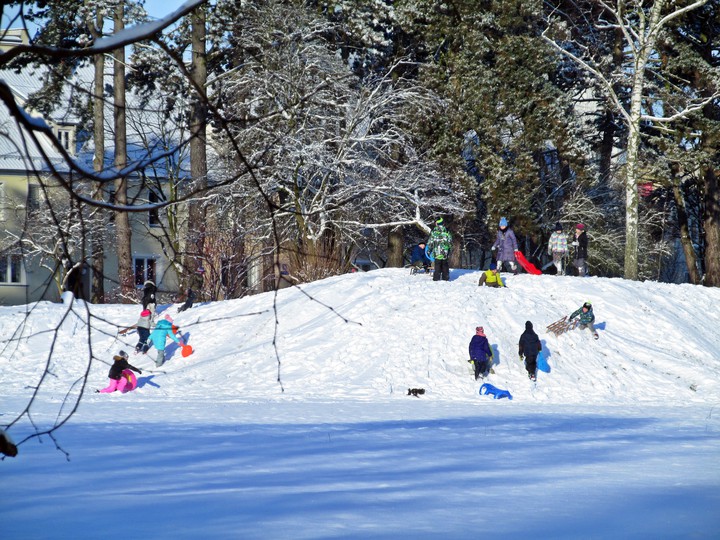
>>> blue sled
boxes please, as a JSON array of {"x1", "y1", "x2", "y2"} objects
[
  {"x1": 479, "y1": 383, "x2": 513, "y2": 400},
  {"x1": 537, "y1": 351, "x2": 550, "y2": 373}
]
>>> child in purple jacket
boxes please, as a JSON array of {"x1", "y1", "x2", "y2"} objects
[
  {"x1": 492, "y1": 217, "x2": 519, "y2": 274},
  {"x1": 469, "y1": 326, "x2": 494, "y2": 380}
]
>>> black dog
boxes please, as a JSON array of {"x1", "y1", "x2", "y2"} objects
[
  {"x1": 0, "y1": 429, "x2": 18, "y2": 457},
  {"x1": 407, "y1": 388, "x2": 425, "y2": 397}
]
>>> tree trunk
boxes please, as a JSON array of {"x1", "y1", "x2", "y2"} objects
[
  {"x1": 450, "y1": 230, "x2": 462, "y2": 269},
  {"x1": 90, "y1": 7, "x2": 105, "y2": 303},
  {"x1": 623, "y1": 42, "x2": 648, "y2": 282},
  {"x1": 671, "y1": 180, "x2": 701, "y2": 284},
  {"x1": 597, "y1": 110, "x2": 615, "y2": 184},
  {"x1": 623, "y1": 123, "x2": 640, "y2": 281},
  {"x1": 386, "y1": 228, "x2": 404, "y2": 267},
  {"x1": 597, "y1": 28, "x2": 623, "y2": 184},
  {"x1": 185, "y1": 7, "x2": 208, "y2": 289},
  {"x1": 703, "y1": 166, "x2": 720, "y2": 287},
  {"x1": 623, "y1": 1, "x2": 668, "y2": 281},
  {"x1": 114, "y1": 4, "x2": 133, "y2": 298}
]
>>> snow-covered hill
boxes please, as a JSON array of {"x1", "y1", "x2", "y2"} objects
[
  {"x1": 2, "y1": 269, "x2": 720, "y2": 539},
  {"x1": 4, "y1": 268, "x2": 718, "y2": 408}
]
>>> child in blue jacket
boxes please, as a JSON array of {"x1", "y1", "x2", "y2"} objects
[{"x1": 148, "y1": 314, "x2": 182, "y2": 367}]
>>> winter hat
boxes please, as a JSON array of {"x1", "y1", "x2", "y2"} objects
[
  {"x1": 140, "y1": 309, "x2": 151, "y2": 317},
  {"x1": 576, "y1": 223, "x2": 585, "y2": 230},
  {"x1": 499, "y1": 217, "x2": 508, "y2": 227},
  {"x1": 476, "y1": 326, "x2": 485, "y2": 336},
  {"x1": 196, "y1": 267, "x2": 206, "y2": 274},
  {"x1": 525, "y1": 321, "x2": 533, "y2": 330},
  {"x1": 164, "y1": 314, "x2": 174, "y2": 323},
  {"x1": 114, "y1": 350, "x2": 129, "y2": 361},
  {"x1": 436, "y1": 217, "x2": 444, "y2": 225},
  {"x1": 583, "y1": 301, "x2": 592, "y2": 310},
  {"x1": 554, "y1": 222, "x2": 562, "y2": 231},
  {"x1": 489, "y1": 262, "x2": 497, "y2": 270},
  {"x1": 144, "y1": 280, "x2": 155, "y2": 287}
]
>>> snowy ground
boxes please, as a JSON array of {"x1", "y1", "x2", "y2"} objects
[{"x1": 2, "y1": 268, "x2": 720, "y2": 538}]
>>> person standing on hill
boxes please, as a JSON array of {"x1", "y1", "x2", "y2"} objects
[
  {"x1": 518, "y1": 321, "x2": 542, "y2": 381},
  {"x1": 547, "y1": 222, "x2": 568, "y2": 275},
  {"x1": 142, "y1": 280, "x2": 157, "y2": 319},
  {"x1": 148, "y1": 314, "x2": 183, "y2": 367},
  {"x1": 468, "y1": 326, "x2": 494, "y2": 380},
  {"x1": 492, "y1": 217, "x2": 518, "y2": 274},
  {"x1": 572, "y1": 224, "x2": 589, "y2": 277},
  {"x1": 118, "y1": 309, "x2": 153, "y2": 354},
  {"x1": 428, "y1": 218, "x2": 452, "y2": 281},
  {"x1": 478, "y1": 262, "x2": 504, "y2": 287}
]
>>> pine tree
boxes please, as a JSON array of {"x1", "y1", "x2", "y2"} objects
[
  {"x1": 391, "y1": 0, "x2": 591, "y2": 259},
  {"x1": 652, "y1": 2, "x2": 720, "y2": 286}
]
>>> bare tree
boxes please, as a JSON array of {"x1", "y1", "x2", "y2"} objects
[
  {"x1": 184, "y1": 6, "x2": 209, "y2": 286},
  {"x1": 0, "y1": 0, "x2": 207, "y2": 455},
  {"x1": 112, "y1": 2, "x2": 134, "y2": 298},
  {"x1": 543, "y1": 0, "x2": 717, "y2": 280},
  {"x1": 0, "y1": 0, "x2": 467, "y2": 458},
  {"x1": 210, "y1": 0, "x2": 466, "y2": 281},
  {"x1": 87, "y1": 4, "x2": 106, "y2": 302}
]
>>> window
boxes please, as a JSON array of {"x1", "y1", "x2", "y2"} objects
[
  {"x1": 148, "y1": 190, "x2": 161, "y2": 226},
  {"x1": 133, "y1": 257, "x2": 156, "y2": 287},
  {"x1": 0, "y1": 254, "x2": 24, "y2": 284},
  {"x1": 57, "y1": 127, "x2": 73, "y2": 154}
]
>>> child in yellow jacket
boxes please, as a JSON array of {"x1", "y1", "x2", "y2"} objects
[{"x1": 478, "y1": 263, "x2": 505, "y2": 287}]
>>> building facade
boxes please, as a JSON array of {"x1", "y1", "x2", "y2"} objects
[{"x1": 1, "y1": 29, "x2": 182, "y2": 306}]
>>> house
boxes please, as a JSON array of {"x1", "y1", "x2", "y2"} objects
[{"x1": 0, "y1": 28, "x2": 186, "y2": 306}]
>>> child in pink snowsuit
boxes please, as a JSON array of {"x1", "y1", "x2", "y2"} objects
[{"x1": 97, "y1": 351, "x2": 142, "y2": 393}]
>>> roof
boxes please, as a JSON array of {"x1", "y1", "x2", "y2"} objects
[{"x1": 0, "y1": 44, "x2": 190, "y2": 180}]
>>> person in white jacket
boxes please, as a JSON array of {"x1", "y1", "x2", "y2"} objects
[{"x1": 547, "y1": 222, "x2": 568, "y2": 275}]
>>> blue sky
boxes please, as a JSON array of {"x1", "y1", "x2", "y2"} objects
[
  {"x1": 2, "y1": 1, "x2": 193, "y2": 30},
  {"x1": 143, "y1": 0, "x2": 191, "y2": 20}
]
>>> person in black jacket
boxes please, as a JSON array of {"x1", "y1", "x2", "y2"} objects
[
  {"x1": 572, "y1": 224, "x2": 589, "y2": 277},
  {"x1": 142, "y1": 280, "x2": 157, "y2": 318},
  {"x1": 96, "y1": 351, "x2": 142, "y2": 393},
  {"x1": 518, "y1": 321, "x2": 542, "y2": 381}
]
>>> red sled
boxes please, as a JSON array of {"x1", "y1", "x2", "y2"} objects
[
  {"x1": 514, "y1": 250, "x2": 541, "y2": 275},
  {"x1": 121, "y1": 369, "x2": 138, "y2": 392}
]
